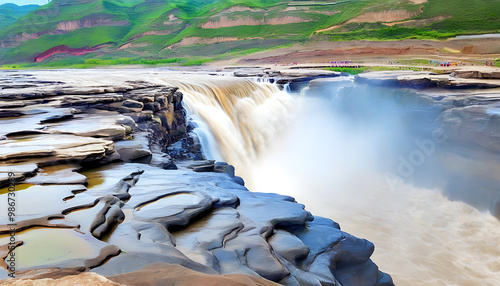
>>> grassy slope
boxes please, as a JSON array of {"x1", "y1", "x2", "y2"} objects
[
  {"x1": 0, "y1": 0, "x2": 499, "y2": 67},
  {"x1": 0, "y1": 3, "x2": 39, "y2": 31}
]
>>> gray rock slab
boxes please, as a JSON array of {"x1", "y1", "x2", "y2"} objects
[
  {"x1": 92, "y1": 251, "x2": 217, "y2": 277},
  {"x1": 25, "y1": 167, "x2": 87, "y2": 185},
  {"x1": 269, "y1": 230, "x2": 310, "y2": 265}
]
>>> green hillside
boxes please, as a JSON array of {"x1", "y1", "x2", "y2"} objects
[
  {"x1": 0, "y1": 3, "x2": 39, "y2": 31},
  {"x1": 0, "y1": 0, "x2": 499, "y2": 67}
]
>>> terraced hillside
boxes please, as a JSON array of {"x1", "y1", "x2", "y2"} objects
[{"x1": 0, "y1": 0, "x2": 499, "y2": 66}]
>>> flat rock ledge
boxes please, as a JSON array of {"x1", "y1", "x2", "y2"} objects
[
  {"x1": 355, "y1": 70, "x2": 500, "y2": 89},
  {"x1": 227, "y1": 67, "x2": 341, "y2": 92},
  {"x1": 0, "y1": 70, "x2": 393, "y2": 286}
]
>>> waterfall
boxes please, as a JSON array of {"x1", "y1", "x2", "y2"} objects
[
  {"x1": 160, "y1": 74, "x2": 500, "y2": 286},
  {"x1": 158, "y1": 75, "x2": 293, "y2": 182}
]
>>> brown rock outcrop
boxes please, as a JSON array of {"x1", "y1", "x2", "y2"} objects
[
  {"x1": 56, "y1": 15, "x2": 129, "y2": 33},
  {"x1": 348, "y1": 10, "x2": 420, "y2": 23},
  {"x1": 107, "y1": 263, "x2": 281, "y2": 286},
  {"x1": 0, "y1": 272, "x2": 121, "y2": 286},
  {"x1": 202, "y1": 15, "x2": 309, "y2": 29}
]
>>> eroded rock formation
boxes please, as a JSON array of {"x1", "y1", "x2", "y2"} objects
[{"x1": 0, "y1": 70, "x2": 392, "y2": 286}]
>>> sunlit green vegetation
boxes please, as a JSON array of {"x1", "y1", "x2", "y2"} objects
[
  {"x1": 325, "y1": 66, "x2": 421, "y2": 75},
  {"x1": 0, "y1": 0, "x2": 499, "y2": 66},
  {"x1": 0, "y1": 3, "x2": 39, "y2": 30}
]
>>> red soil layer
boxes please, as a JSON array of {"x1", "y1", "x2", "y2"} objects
[{"x1": 34, "y1": 45, "x2": 100, "y2": 62}]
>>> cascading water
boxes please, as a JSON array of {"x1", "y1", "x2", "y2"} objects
[
  {"x1": 157, "y1": 76, "x2": 293, "y2": 182},
  {"x1": 165, "y1": 74, "x2": 500, "y2": 286}
]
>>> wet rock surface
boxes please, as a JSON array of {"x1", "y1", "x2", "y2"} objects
[{"x1": 0, "y1": 70, "x2": 391, "y2": 286}]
